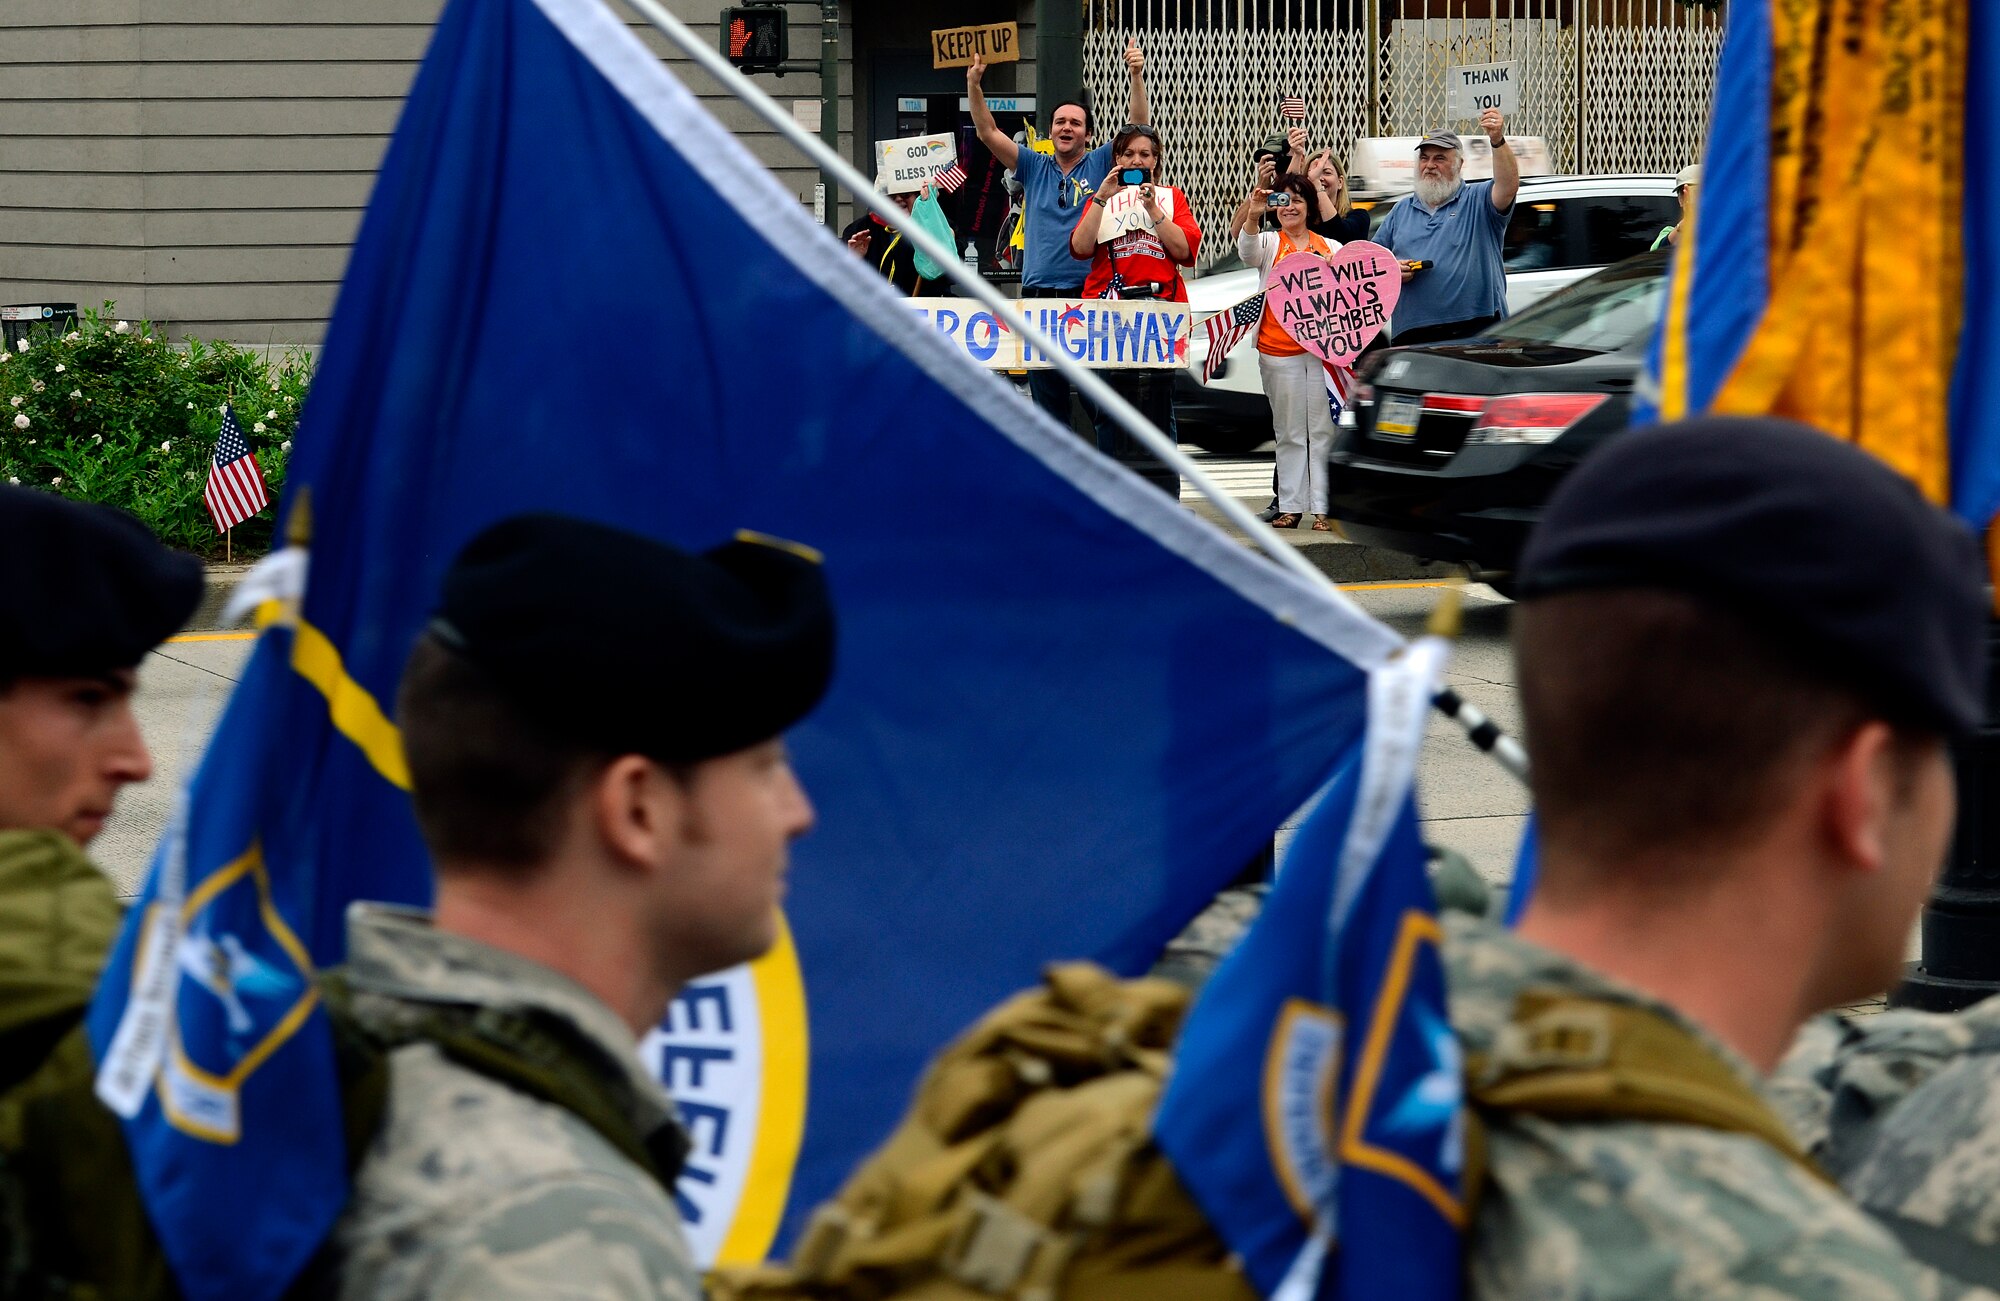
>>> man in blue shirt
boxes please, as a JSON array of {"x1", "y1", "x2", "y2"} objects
[
  {"x1": 1373, "y1": 110, "x2": 1520, "y2": 345},
  {"x1": 969, "y1": 42, "x2": 1149, "y2": 426}
]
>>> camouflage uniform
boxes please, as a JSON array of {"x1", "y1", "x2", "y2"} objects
[
  {"x1": 1445, "y1": 913, "x2": 1973, "y2": 1300},
  {"x1": 1768, "y1": 999, "x2": 2000, "y2": 1294},
  {"x1": 320, "y1": 904, "x2": 703, "y2": 1301}
]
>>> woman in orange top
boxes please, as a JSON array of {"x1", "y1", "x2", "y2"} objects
[{"x1": 1230, "y1": 172, "x2": 1340, "y2": 530}]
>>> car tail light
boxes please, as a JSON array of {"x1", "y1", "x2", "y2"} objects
[
  {"x1": 1463, "y1": 393, "x2": 1608, "y2": 446},
  {"x1": 1340, "y1": 381, "x2": 1374, "y2": 428}
]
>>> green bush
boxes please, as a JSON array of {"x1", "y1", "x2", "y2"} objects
[{"x1": 0, "y1": 306, "x2": 310, "y2": 559}]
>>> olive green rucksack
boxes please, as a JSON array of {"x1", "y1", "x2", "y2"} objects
[
  {"x1": 710, "y1": 964, "x2": 1830, "y2": 1301},
  {"x1": 0, "y1": 833, "x2": 682, "y2": 1301}
]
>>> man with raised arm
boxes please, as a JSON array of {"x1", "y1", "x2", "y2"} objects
[{"x1": 968, "y1": 39, "x2": 1147, "y2": 428}]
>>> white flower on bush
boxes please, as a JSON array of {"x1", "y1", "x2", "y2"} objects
[
  {"x1": 29, "y1": 381, "x2": 43, "y2": 393},
  {"x1": 114, "y1": 321, "x2": 130, "y2": 334},
  {"x1": 50, "y1": 477, "x2": 60, "y2": 487},
  {"x1": 63, "y1": 332, "x2": 79, "y2": 343},
  {"x1": 281, "y1": 440, "x2": 292, "y2": 452},
  {"x1": 68, "y1": 390, "x2": 80, "y2": 400},
  {"x1": 186, "y1": 401, "x2": 194, "y2": 410},
  {"x1": 8, "y1": 397, "x2": 19, "y2": 409},
  {"x1": 52, "y1": 364, "x2": 64, "y2": 374},
  {"x1": 13, "y1": 414, "x2": 29, "y2": 430},
  {"x1": 270, "y1": 379, "x2": 281, "y2": 390},
  {"x1": 159, "y1": 441, "x2": 170, "y2": 453},
  {"x1": 90, "y1": 433, "x2": 100, "y2": 444},
  {"x1": 265, "y1": 409, "x2": 277, "y2": 420},
  {"x1": 253, "y1": 421, "x2": 266, "y2": 433},
  {"x1": 14, "y1": 340, "x2": 26, "y2": 353}
]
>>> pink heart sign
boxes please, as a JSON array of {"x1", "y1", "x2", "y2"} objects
[{"x1": 1267, "y1": 240, "x2": 1401, "y2": 367}]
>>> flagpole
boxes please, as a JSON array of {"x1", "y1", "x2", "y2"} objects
[{"x1": 613, "y1": 0, "x2": 1530, "y2": 788}]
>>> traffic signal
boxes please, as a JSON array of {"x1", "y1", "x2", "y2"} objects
[{"x1": 722, "y1": 7, "x2": 787, "y2": 71}]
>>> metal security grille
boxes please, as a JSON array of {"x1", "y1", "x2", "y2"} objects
[{"x1": 1084, "y1": 0, "x2": 1726, "y2": 269}]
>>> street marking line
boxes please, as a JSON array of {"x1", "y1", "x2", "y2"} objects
[
  {"x1": 167, "y1": 632, "x2": 258, "y2": 643},
  {"x1": 1334, "y1": 580, "x2": 1458, "y2": 592}
]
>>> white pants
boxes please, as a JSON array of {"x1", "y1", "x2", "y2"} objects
[{"x1": 1259, "y1": 350, "x2": 1336, "y2": 514}]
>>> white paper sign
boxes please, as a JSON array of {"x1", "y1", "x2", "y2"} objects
[
  {"x1": 1096, "y1": 185, "x2": 1179, "y2": 242},
  {"x1": 1445, "y1": 61, "x2": 1518, "y2": 118},
  {"x1": 875, "y1": 133, "x2": 957, "y2": 194}
]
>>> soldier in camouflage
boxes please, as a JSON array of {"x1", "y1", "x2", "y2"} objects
[
  {"x1": 1459, "y1": 417, "x2": 1989, "y2": 1299},
  {"x1": 1156, "y1": 420, "x2": 1992, "y2": 1296},
  {"x1": 319, "y1": 514, "x2": 835, "y2": 1300},
  {"x1": 1770, "y1": 989, "x2": 2000, "y2": 1290}
]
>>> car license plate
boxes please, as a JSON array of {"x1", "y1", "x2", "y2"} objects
[{"x1": 1375, "y1": 393, "x2": 1421, "y2": 442}]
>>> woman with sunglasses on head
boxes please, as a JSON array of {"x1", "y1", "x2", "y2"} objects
[
  {"x1": 1230, "y1": 171, "x2": 1340, "y2": 530},
  {"x1": 1067, "y1": 123, "x2": 1202, "y2": 499}
]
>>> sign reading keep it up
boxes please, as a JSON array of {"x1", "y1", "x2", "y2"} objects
[{"x1": 931, "y1": 21, "x2": 1020, "y2": 68}]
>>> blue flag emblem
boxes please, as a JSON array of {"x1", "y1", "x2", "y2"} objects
[
  {"x1": 1156, "y1": 637, "x2": 1465, "y2": 1300},
  {"x1": 82, "y1": 0, "x2": 1403, "y2": 1293}
]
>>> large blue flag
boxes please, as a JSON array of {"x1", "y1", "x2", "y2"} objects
[
  {"x1": 1156, "y1": 637, "x2": 1464, "y2": 1300},
  {"x1": 85, "y1": 0, "x2": 1402, "y2": 1294}
]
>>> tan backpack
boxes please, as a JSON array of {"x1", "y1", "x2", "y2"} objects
[{"x1": 708, "y1": 965, "x2": 1825, "y2": 1301}]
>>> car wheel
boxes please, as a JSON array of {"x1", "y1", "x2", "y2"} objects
[{"x1": 1185, "y1": 424, "x2": 1274, "y2": 456}]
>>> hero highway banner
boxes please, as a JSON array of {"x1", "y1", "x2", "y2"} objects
[{"x1": 910, "y1": 297, "x2": 1192, "y2": 370}]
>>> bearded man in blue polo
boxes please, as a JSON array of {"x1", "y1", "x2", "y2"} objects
[{"x1": 1373, "y1": 108, "x2": 1520, "y2": 346}]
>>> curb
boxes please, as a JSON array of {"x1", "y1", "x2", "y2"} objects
[
  {"x1": 190, "y1": 564, "x2": 253, "y2": 632},
  {"x1": 186, "y1": 529, "x2": 1453, "y2": 632}
]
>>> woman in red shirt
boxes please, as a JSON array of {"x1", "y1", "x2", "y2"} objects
[{"x1": 1066, "y1": 124, "x2": 1202, "y2": 499}]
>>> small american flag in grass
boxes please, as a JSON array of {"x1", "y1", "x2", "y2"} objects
[
  {"x1": 1197, "y1": 292, "x2": 1266, "y2": 383},
  {"x1": 932, "y1": 160, "x2": 967, "y2": 193},
  {"x1": 203, "y1": 403, "x2": 270, "y2": 532},
  {"x1": 1280, "y1": 96, "x2": 1307, "y2": 122}
]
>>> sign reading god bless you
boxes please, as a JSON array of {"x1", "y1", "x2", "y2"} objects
[
  {"x1": 1445, "y1": 60, "x2": 1518, "y2": 118},
  {"x1": 875, "y1": 133, "x2": 957, "y2": 194},
  {"x1": 911, "y1": 297, "x2": 1193, "y2": 370},
  {"x1": 1268, "y1": 241, "x2": 1401, "y2": 368},
  {"x1": 931, "y1": 21, "x2": 1020, "y2": 69}
]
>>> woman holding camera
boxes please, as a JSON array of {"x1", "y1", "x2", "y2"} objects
[
  {"x1": 1066, "y1": 123, "x2": 1202, "y2": 497},
  {"x1": 1231, "y1": 172, "x2": 1340, "y2": 530}
]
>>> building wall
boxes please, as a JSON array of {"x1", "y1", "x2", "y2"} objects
[{"x1": 0, "y1": 0, "x2": 859, "y2": 345}]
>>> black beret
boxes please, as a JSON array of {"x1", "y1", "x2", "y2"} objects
[
  {"x1": 1518, "y1": 416, "x2": 1986, "y2": 738},
  {"x1": 0, "y1": 486, "x2": 202, "y2": 680},
  {"x1": 431, "y1": 514, "x2": 835, "y2": 764}
]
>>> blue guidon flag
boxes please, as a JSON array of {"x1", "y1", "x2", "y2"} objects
[
  {"x1": 85, "y1": 0, "x2": 1404, "y2": 1295},
  {"x1": 1155, "y1": 635, "x2": 1466, "y2": 1301}
]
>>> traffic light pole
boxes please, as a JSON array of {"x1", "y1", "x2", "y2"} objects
[
  {"x1": 1897, "y1": 619, "x2": 2000, "y2": 1010},
  {"x1": 818, "y1": 0, "x2": 838, "y2": 229}
]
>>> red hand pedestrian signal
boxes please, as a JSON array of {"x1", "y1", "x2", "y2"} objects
[{"x1": 720, "y1": 8, "x2": 787, "y2": 70}]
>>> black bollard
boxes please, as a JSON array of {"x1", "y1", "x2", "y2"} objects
[{"x1": 1896, "y1": 618, "x2": 2000, "y2": 1011}]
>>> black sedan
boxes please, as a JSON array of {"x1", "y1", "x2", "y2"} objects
[{"x1": 1327, "y1": 251, "x2": 1666, "y2": 594}]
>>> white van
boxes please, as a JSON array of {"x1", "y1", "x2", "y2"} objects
[{"x1": 1345, "y1": 134, "x2": 1555, "y2": 201}]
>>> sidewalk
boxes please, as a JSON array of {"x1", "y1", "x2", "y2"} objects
[{"x1": 1181, "y1": 494, "x2": 1463, "y2": 585}]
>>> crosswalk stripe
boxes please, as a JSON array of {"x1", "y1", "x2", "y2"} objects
[{"x1": 1178, "y1": 447, "x2": 1274, "y2": 497}]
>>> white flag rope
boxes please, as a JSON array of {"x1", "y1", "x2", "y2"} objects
[{"x1": 611, "y1": 0, "x2": 1529, "y2": 786}]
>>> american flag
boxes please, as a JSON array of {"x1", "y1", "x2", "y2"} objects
[
  {"x1": 203, "y1": 404, "x2": 270, "y2": 533},
  {"x1": 1280, "y1": 96, "x2": 1307, "y2": 122},
  {"x1": 931, "y1": 160, "x2": 967, "y2": 193},
  {"x1": 1323, "y1": 361, "x2": 1355, "y2": 423},
  {"x1": 1196, "y1": 292, "x2": 1265, "y2": 383}
]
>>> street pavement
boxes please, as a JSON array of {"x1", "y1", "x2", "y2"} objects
[{"x1": 95, "y1": 581, "x2": 1528, "y2": 901}]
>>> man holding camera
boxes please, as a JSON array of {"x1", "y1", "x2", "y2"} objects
[
  {"x1": 1065, "y1": 123, "x2": 1200, "y2": 498},
  {"x1": 1373, "y1": 106, "x2": 1519, "y2": 344},
  {"x1": 969, "y1": 41, "x2": 1148, "y2": 429}
]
